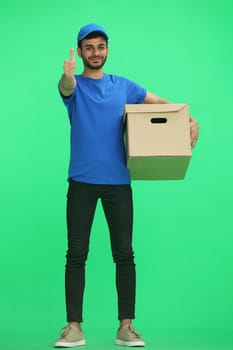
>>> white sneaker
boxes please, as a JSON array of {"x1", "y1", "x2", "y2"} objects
[
  {"x1": 116, "y1": 324, "x2": 145, "y2": 347},
  {"x1": 54, "y1": 324, "x2": 86, "y2": 347}
]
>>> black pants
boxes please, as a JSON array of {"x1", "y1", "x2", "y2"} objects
[{"x1": 65, "y1": 180, "x2": 136, "y2": 322}]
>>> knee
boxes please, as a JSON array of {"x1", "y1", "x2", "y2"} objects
[
  {"x1": 66, "y1": 248, "x2": 89, "y2": 268},
  {"x1": 112, "y1": 249, "x2": 135, "y2": 265}
]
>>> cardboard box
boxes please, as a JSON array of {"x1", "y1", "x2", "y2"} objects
[{"x1": 124, "y1": 104, "x2": 191, "y2": 180}]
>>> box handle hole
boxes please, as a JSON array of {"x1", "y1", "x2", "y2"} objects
[{"x1": 151, "y1": 117, "x2": 167, "y2": 124}]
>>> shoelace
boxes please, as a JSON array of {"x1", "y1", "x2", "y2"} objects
[
  {"x1": 127, "y1": 324, "x2": 141, "y2": 338},
  {"x1": 60, "y1": 325, "x2": 72, "y2": 337}
]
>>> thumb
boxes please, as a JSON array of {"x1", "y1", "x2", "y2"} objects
[{"x1": 70, "y1": 48, "x2": 75, "y2": 61}]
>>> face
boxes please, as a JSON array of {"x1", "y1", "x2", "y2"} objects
[{"x1": 78, "y1": 36, "x2": 108, "y2": 70}]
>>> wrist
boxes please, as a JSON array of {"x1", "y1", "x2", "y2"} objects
[{"x1": 61, "y1": 74, "x2": 76, "y2": 90}]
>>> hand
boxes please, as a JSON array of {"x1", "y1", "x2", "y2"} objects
[
  {"x1": 63, "y1": 48, "x2": 76, "y2": 77},
  {"x1": 190, "y1": 117, "x2": 199, "y2": 148}
]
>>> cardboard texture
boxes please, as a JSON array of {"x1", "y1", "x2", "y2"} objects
[{"x1": 124, "y1": 104, "x2": 192, "y2": 180}]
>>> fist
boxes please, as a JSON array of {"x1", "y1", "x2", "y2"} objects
[{"x1": 63, "y1": 48, "x2": 76, "y2": 77}]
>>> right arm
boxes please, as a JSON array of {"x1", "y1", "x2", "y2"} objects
[{"x1": 59, "y1": 48, "x2": 77, "y2": 96}]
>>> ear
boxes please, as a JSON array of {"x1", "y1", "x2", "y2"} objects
[{"x1": 77, "y1": 47, "x2": 82, "y2": 58}]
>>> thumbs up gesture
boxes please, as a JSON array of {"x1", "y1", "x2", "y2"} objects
[
  {"x1": 63, "y1": 48, "x2": 76, "y2": 77},
  {"x1": 60, "y1": 48, "x2": 77, "y2": 95}
]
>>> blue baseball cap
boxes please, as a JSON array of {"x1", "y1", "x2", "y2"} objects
[{"x1": 77, "y1": 23, "x2": 108, "y2": 43}]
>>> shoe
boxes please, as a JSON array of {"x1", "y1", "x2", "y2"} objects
[
  {"x1": 116, "y1": 324, "x2": 145, "y2": 347},
  {"x1": 54, "y1": 324, "x2": 86, "y2": 347}
]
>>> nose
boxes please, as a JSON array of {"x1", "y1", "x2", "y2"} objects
[{"x1": 93, "y1": 47, "x2": 100, "y2": 55}]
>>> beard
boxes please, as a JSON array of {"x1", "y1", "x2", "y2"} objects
[{"x1": 81, "y1": 54, "x2": 108, "y2": 70}]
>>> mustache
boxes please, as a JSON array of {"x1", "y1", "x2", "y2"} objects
[{"x1": 89, "y1": 56, "x2": 103, "y2": 59}]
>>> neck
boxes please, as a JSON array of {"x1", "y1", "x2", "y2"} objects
[{"x1": 82, "y1": 67, "x2": 104, "y2": 79}]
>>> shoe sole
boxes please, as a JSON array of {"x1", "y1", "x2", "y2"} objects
[
  {"x1": 116, "y1": 339, "x2": 145, "y2": 347},
  {"x1": 55, "y1": 339, "x2": 86, "y2": 347}
]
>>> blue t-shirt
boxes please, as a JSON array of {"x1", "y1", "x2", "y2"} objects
[{"x1": 60, "y1": 73, "x2": 147, "y2": 184}]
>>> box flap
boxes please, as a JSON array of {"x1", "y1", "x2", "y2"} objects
[{"x1": 124, "y1": 103, "x2": 187, "y2": 115}]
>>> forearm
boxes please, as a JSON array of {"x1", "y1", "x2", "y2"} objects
[
  {"x1": 59, "y1": 73, "x2": 76, "y2": 96},
  {"x1": 156, "y1": 96, "x2": 171, "y2": 104},
  {"x1": 142, "y1": 91, "x2": 171, "y2": 104}
]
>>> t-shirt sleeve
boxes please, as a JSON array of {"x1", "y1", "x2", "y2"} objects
[{"x1": 125, "y1": 78, "x2": 147, "y2": 104}]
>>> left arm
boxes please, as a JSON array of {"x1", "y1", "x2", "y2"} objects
[
  {"x1": 142, "y1": 91, "x2": 199, "y2": 148},
  {"x1": 142, "y1": 91, "x2": 171, "y2": 104}
]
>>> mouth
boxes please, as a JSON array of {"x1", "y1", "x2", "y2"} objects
[{"x1": 90, "y1": 57, "x2": 102, "y2": 63}]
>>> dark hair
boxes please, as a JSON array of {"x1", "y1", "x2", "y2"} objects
[{"x1": 78, "y1": 31, "x2": 108, "y2": 48}]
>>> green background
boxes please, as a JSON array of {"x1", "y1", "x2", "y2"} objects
[{"x1": 1, "y1": 0, "x2": 233, "y2": 349}]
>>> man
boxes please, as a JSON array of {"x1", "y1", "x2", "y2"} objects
[{"x1": 55, "y1": 23, "x2": 199, "y2": 348}]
